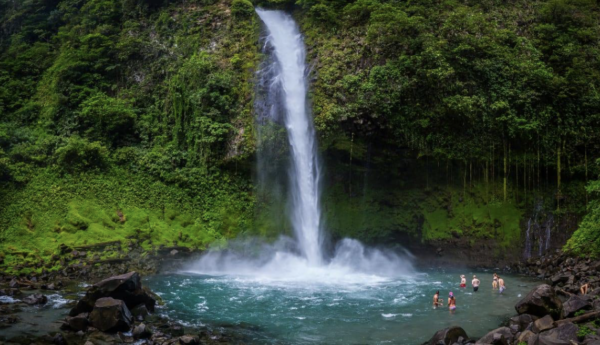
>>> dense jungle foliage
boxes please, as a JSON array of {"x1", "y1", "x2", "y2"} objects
[{"x1": 1, "y1": 0, "x2": 600, "y2": 272}]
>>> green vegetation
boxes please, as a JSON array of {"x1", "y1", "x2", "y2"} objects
[{"x1": 1, "y1": 0, "x2": 600, "y2": 268}]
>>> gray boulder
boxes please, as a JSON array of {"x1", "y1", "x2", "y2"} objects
[
  {"x1": 535, "y1": 322, "x2": 578, "y2": 345},
  {"x1": 515, "y1": 284, "x2": 563, "y2": 319},
  {"x1": 475, "y1": 327, "x2": 513, "y2": 344},
  {"x1": 563, "y1": 296, "x2": 592, "y2": 317},
  {"x1": 89, "y1": 297, "x2": 133, "y2": 332},
  {"x1": 532, "y1": 315, "x2": 554, "y2": 333},
  {"x1": 66, "y1": 312, "x2": 88, "y2": 331},
  {"x1": 510, "y1": 314, "x2": 539, "y2": 332},
  {"x1": 517, "y1": 330, "x2": 535, "y2": 343},
  {"x1": 428, "y1": 326, "x2": 468, "y2": 345}
]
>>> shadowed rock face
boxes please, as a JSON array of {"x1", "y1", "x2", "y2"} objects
[
  {"x1": 515, "y1": 284, "x2": 563, "y2": 319},
  {"x1": 89, "y1": 297, "x2": 133, "y2": 332},
  {"x1": 428, "y1": 326, "x2": 468, "y2": 345}
]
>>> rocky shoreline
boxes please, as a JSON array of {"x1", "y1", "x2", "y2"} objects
[{"x1": 427, "y1": 252, "x2": 600, "y2": 345}]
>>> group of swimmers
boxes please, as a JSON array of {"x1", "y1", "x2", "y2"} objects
[{"x1": 433, "y1": 273, "x2": 507, "y2": 310}]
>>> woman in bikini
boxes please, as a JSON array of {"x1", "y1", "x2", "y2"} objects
[
  {"x1": 448, "y1": 292, "x2": 456, "y2": 311},
  {"x1": 492, "y1": 273, "x2": 499, "y2": 290}
]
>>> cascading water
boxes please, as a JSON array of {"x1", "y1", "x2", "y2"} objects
[
  {"x1": 186, "y1": 9, "x2": 413, "y2": 282},
  {"x1": 256, "y1": 9, "x2": 323, "y2": 265}
]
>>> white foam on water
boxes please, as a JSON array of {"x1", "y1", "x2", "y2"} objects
[{"x1": 0, "y1": 296, "x2": 20, "y2": 304}]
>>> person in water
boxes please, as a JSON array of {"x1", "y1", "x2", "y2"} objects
[
  {"x1": 433, "y1": 291, "x2": 440, "y2": 307},
  {"x1": 492, "y1": 273, "x2": 499, "y2": 290},
  {"x1": 498, "y1": 276, "x2": 506, "y2": 293},
  {"x1": 460, "y1": 275, "x2": 466, "y2": 288},
  {"x1": 472, "y1": 275, "x2": 480, "y2": 292},
  {"x1": 448, "y1": 292, "x2": 456, "y2": 310}
]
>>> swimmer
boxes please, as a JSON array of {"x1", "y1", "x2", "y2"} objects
[
  {"x1": 498, "y1": 276, "x2": 506, "y2": 294},
  {"x1": 448, "y1": 292, "x2": 456, "y2": 311},
  {"x1": 433, "y1": 291, "x2": 441, "y2": 307},
  {"x1": 492, "y1": 273, "x2": 499, "y2": 290},
  {"x1": 460, "y1": 275, "x2": 466, "y2": 288},
  {"x1": 472, "y1": 275, "x2": 480, "y2": 292}
]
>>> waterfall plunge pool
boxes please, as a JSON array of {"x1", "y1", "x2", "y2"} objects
[{"x1": 145, "y1": 270, "x2": 538, "y2": 345}]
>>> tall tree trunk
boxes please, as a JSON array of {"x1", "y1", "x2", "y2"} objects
[
  {"x1": 585, "y1": 144, "x2": 588, "y2": 205},
  {"x1": 557, "y1": 142, "x2": 561, "y2": 211},
  {"x1": 503, "y1": 140, "x2": 507, "y2": 202}
]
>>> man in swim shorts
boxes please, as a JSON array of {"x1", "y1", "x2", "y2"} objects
[
  {"x1": 460, "y1": 275, "x2": 466, "y2": 288},
  {"x1": 472, "y1": 275, "x2": 480, "y2": 292},
  {"x1": 498, "y1": 276, "x2": 506, "y2": 293}
]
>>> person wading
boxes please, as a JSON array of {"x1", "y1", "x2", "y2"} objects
[
  {"x1": 448, "y1": 292, "x2": 456, "y2": 311},
  {"x1": 498, "y1": 276, "x2": 506, "y2": 294},
  {"x1": 472, "y1": 275, "x2": 480, "y2": 292}
]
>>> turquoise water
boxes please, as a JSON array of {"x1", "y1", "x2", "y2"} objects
[{"x1": 145, "y1": 270, "x2": 538, "y2": 345}]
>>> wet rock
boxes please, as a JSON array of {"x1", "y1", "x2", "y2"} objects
[
  {"x1": 515, "y1": 284, "x2": 563, "y2": 319},
  {"x1": 66, "y1": 312, "x2": 89, "y2": 331},
  {"x1": 23, "y1": 293, "x2": 48, "y2": 305},
  {"x1": 510, "y1": 314, "x2": 539, "y2": 332},
  {"x1": 70, "y1": 271, "x2": 157, "y2": 316},
  {"x1": 179, "y1": 335, "x2": 199, "y2": 345},
  {"x1": 532, "y1": 315, "x2": 554, "y2": 333},
  {"x1": 551, "y1": 273, "x2": 570, "y2": 285},
  {"x1": 475, "y1": 326, "x2": 513, "y2": 344},
  {"x1": 86, "y1": 331, "x2": 123, "y2": 344},
  {"x1": 428, "y1": 326, "x2": 468, "y2": 345},
  {"x1": 89, "y1": 297, "x2": 133, "y2": 332},
  {"x1": 170, "y1": 322, "x2": 185, "y2": 336},
  {"x1": 536, "y1": 322, "x2": 578, "y2": 345},
  {"x1": 563, "y1": 296, "x2": 592, "y2": 317},
  {"x1": 133, "y1": 322, "x2": 152, "y2": 339},
  {"x1": 131, "y1": 303, "x2": 150, "y2": 321}
]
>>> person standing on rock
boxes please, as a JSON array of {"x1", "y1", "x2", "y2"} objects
[
  {"x1": 448, "y1": 292, "x2": 456, "y2": 311},
  {"x1": 498, "y1": 276, "x2": 506, "y2": 293},
  {"x1": 460, "y1": 275, "x2": 466, "y2": 288},
  {"x1": 472, "y1": 275, "x2": 480, "y2": 292}
]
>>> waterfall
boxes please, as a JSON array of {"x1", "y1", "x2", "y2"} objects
[
  {"x1": 256, "y1": 10, "x2": 322, "y2": 265},
  {"x1": 185, "y1": 9, "x2": 414, "y2": 282},
  {"x1": 524, "y1": 218, "x2": 532, "y2": 259}
]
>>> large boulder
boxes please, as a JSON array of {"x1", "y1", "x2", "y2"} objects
[
  {"x1": 532, "y1": 315, "x2": 554, "y2": 333},
  {"x1": 515, "y1": 284, "x2": 563, "y2": 319},
  {"x1": 535, "y1": 322, "x2": 578, "y2": 345},
  {"x1": 475, "y1": 327, "x2": 513, "y2": 345},
  {"x1": 69, "y1": 271, "x2": 157, "y2": 316},
  {"x1": 510, "y1": 314, "x2": 539, "y2": 332},
  {"x1": 66, "y1": 312, "x2": 88, "y2": 331},
  {"x1": 428, "y1": 326, "x2": 468, "y2": 345},
  {"x1": 89, "y1": 297, "x2": 133, "y2": 332},
  {"x1": 563, "y1": 296, "x2": 592, "y2": 317}
]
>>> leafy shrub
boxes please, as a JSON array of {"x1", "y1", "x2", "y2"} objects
[
  {"x1": 231, "y1": 0, "x2": 254, "y2": 19},
  {"x1": 54, "y1": 136, "x2": 108, "y2": 173}
]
